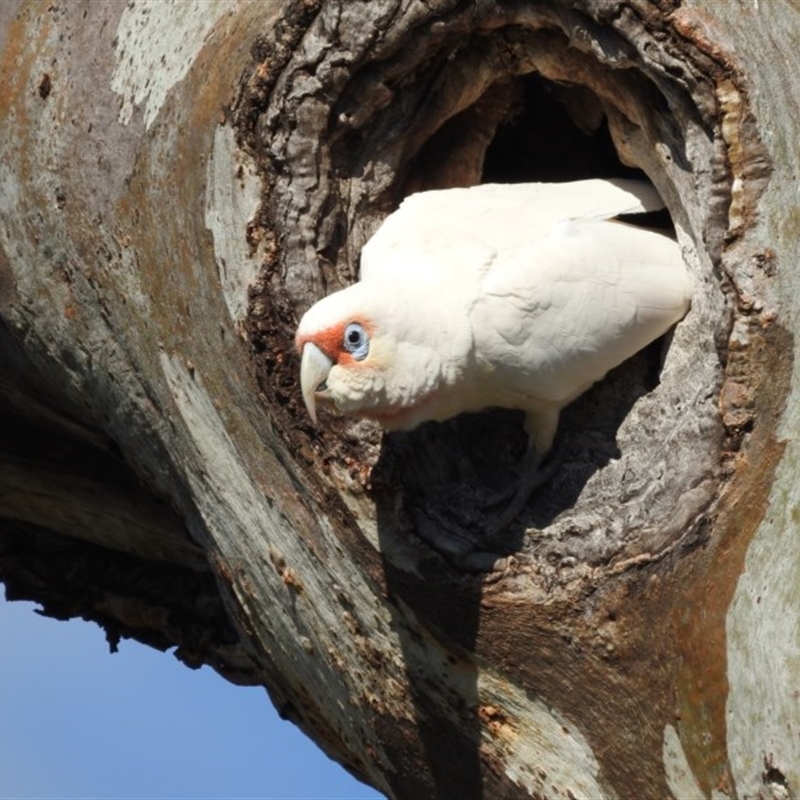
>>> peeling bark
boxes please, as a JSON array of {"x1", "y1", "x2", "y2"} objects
[{"x1": 1, "y1": 1, "x2": 798, "y2": 798}]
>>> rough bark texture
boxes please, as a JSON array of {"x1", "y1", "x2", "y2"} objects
[{"x1": 0, "y1": 0, "x2": 797, "y2": 798}]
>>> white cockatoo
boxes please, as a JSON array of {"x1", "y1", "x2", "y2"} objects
[{"x1": 296, "y1": 179, "x2": 691, "y2": 515}]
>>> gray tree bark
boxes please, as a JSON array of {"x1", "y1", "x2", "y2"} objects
[{"x1": 0, "y1": 1, "x2": 797, "y2": 797}]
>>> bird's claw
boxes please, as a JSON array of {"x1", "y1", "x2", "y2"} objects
[
  {"x1": 408, "y1": 453, "x2": 557, "y2": 571},
  {"x1": 481, "y1": 457, "x2": 559, "y2": 537},
  {"x1": 409, "y1": 504, "x2": 507, "y2": 573}
]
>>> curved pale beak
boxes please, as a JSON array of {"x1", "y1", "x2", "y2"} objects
[{"x1": 300, "y1": 342, "x2": 334, "y2": 424}]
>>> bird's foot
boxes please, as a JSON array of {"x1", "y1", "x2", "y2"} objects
[
  {"x1": 481, "y1": 451, "x2": 558, "y2": 538},
  {"x1": 406, "y1": 449, "x2": 558, "y2": 571},
  {"x1": 409, "y1": 502, "x2": 508, "y2": 573}
]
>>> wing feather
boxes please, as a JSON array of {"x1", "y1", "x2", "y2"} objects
[
  {"x1": 359, "y1": 179, "x2": 665, "y2": 284},
  {"x1": 470, "y1": 218, "x2": 691, "y2": 404}
]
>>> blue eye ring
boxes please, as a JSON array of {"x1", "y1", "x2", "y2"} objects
[{"x1": 343, "y1": 322, "x2": 369, "y2": 361}]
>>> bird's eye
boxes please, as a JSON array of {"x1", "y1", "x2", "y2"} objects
[{"x1": 343, "y1": 322, "x2": 369, "y2": 360}]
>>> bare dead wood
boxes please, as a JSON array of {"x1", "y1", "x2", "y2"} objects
[{"x1": 1, "y1": 1, "x2": 798, "y2": 797}]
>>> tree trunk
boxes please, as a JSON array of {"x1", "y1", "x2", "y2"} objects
[{"x1": 1, "y1": 0, "x2": 797, "y2": 797}]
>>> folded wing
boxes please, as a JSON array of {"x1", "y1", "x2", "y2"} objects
[
  {"x1": 359, "y1": 179, "x2": 667, "y2": 286},
  {"x1": 470, "y1": 218, "x2": 692, "y2": 406}
]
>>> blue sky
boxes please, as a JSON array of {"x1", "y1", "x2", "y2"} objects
[{"x1": 0, "y1": 596, "x2": 383, "y2": 800}]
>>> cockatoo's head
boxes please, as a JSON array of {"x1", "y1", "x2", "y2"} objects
[{"x1": 295, "y1": 281, "x2": 468, "y2": 431}]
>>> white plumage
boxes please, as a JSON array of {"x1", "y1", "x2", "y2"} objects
[{"x1": 296, "y1": 179, "x2": 691, "y2": 464}]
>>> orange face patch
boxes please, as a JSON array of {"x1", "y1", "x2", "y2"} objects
[{"x1": 296, "y1": 319, "x2": 375, "y2": 366}]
